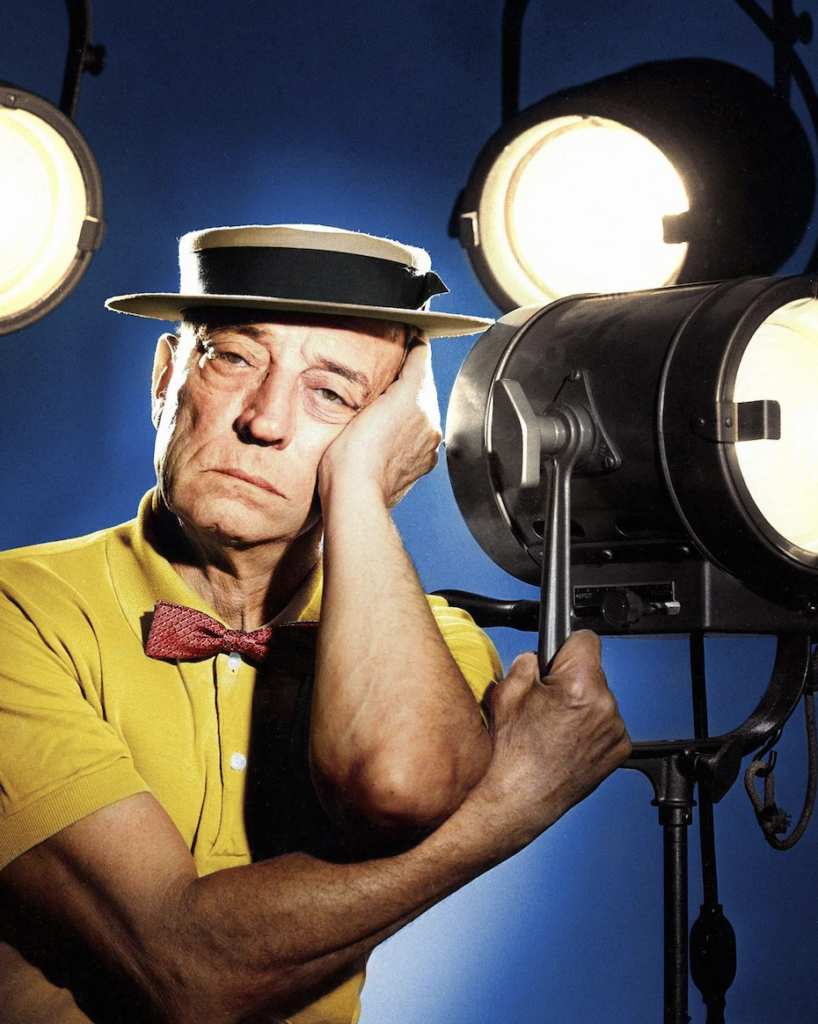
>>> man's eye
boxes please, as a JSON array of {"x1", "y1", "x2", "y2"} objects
[
  {"x1": 316, "y1": 387, "x2": 347, "y2": 405},
  {"x1": 207, "y1": 349, "x2": 249, "y2": 366}
]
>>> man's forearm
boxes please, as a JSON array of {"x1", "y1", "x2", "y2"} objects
[
  {"x1": 151, "y1": 636, "x2": 628, "y2": 1022},
  {"x1": 175, "y1": 786, "x2": 513, "y2": 1021},
  {"x1": 2, "y1": 779, "x2": 529, "y2": 1024},
  {"x1": 2, "y1": 635, "x2": 630, "y2": 1024},
  {"x1": 311, "y1": 473, "x2": 492, "y2": 833}
]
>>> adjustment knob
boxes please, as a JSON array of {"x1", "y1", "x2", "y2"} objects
[{"x1": 601, "y1": 589, "x2": 644, "y2": 627}]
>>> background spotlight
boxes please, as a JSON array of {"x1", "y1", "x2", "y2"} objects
[
  {"x1": 0, "y1": 85, "x2": 104, "y2": 336},
  {"x1": 454, "y1": 59, "x2": 816, "y2": 310}
]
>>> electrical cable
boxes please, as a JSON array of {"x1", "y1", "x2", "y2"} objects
[{"x1": 743, "y1": 644, "x2": 817, "y2": 849}]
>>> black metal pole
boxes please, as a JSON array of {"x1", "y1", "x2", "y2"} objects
[
  {"x1": 662, "y1": 803, "x2": 692, "y2": 1024},
  {"x1": 538, "y1": 455, "x2": 572, "y2": 676},
  {"x1": 501, "y1": 0, "x2": 532, "y2": 124},
  {"x1": 60, "y1": 0, "x2": 105, "y2": 119},
  {"x1": 690, "y1": 631, "x2": 719, "y2": 904}
]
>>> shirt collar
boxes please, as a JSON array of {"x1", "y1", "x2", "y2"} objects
[{"x1": 106, "y1": 490, "x2": 322, "y2": 644}]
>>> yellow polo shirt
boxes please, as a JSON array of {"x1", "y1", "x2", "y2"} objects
[{"x1": 0, "y1": 492, "x2": 501, "y2": 1024}]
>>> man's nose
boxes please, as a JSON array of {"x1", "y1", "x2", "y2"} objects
[{"x1": 234, "y1": 369, "x2": 296, "y2": 447}]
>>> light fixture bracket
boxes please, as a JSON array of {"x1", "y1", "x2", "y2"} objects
[{"x1": 691, "y1": 399, "x2": 782, "y2": 443}]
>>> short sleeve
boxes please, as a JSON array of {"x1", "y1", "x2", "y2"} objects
[
  {"x1": 426, "y1": 594, "x2": 503, "y2": 711},
  {"x1": 0, "y1": 570, "x2": 149, "y2": 870}
]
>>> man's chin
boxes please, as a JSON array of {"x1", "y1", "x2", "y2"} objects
[{"x1": 173, "y1": 493, "x2": 316, "y2": 551}]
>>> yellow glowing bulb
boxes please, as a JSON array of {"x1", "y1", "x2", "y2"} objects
[
  {"x1": 477, "y1": 115, "x2": 689, "y2": 305},
  {"x1": 734, "y1": 297, "x2": 818, "y2": 555},
  {"x1": 0, "y1": 105, "x2": 87, "y2": 319}
]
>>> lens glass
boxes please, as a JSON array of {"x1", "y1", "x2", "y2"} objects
[
  {"x1": 734, "y1": 297, "x2": 818, "y2": 555},
  {"x1": 0, "y1": 106, "x2": 87, "y2": 320},
  {"x1": 479, "y1": 116, "x2": 688, "y2": 305}
]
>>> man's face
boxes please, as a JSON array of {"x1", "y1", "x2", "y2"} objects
[{"x1": 152, "y1": 315, "x2": 406, "y2": 548}]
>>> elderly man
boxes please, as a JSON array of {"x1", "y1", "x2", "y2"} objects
[{"x1": 0, "y1": 225, "x2": 630, "y2": 1024}]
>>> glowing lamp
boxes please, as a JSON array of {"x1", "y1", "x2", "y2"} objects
[
  {"x1": 453, "y1": 60, "x2": 815, "y2": 310},
  {"x1": 445, "y1": 275, "x2": 818, "y2": 639},
  {"x1": 0, "y1": 84, "x2": 105, "y2": 335}
]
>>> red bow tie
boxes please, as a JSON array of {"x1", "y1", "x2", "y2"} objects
[{"x1": 145, "y1": 601, "x2": 276, "y2": 664}]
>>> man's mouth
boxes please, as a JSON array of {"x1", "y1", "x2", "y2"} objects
[{"x1": 213, "y1": 468, "x2": 287, "y2": 498}]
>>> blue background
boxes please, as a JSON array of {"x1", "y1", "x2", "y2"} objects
[{"x1": 2, "y1": 2, "x2": 817, "y2": 1021}]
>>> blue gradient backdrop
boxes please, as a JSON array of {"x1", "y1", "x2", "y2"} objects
[{"x1": 2, "y1": 2, "x2": 817, "y2": 1021}]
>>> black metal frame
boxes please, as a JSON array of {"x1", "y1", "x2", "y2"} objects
[
  {"x1": 60, "y1": 0, "x2": 105, "y2": 120},
  {"x1": 442, "y1": 277, "x2": 818, "y2": 1016},
  {"x1": 623, "y1": 633, "x2": 811, "y2": 1024}
]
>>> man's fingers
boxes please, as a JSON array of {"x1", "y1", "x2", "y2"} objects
[
  {"x1": 548, "y1": 629, "x2": 601, "y2": 671},
  {"x1": 395, "y1": 338, "x2": 440, "y2": 429},
  {"x1": 544, "y1": 630, "x2": 603, "y2": 685},
  {"x1": 395, "y1": 335, "x2": 430, "y2": 381},
  {"x1": 488, "y1": 651, "x2": 539, "y2": 712}
]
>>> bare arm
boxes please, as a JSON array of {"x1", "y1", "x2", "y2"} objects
[
  {"x1": 0, "y1": 632, "x2": 630, "y2": 1024},
  {"x1": 311, "y1": 340, "x2": 493, "y2": 837}
]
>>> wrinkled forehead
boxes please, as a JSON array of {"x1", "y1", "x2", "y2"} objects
[{"x1": 175, "y1": 309, "x2": 412, "y2": 394}]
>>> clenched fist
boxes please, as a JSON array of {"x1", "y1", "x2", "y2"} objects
[{"x1": 474, "y1": 631, "x2": 631, "y2": 853}]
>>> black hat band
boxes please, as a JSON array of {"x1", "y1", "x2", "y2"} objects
[{"x1": 191, "y1": 246, "x2": 449, "y2": 311}]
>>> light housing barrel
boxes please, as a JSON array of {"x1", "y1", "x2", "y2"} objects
[{"x1": 445, "y1": 276, "x2": 818, "y2": 634}]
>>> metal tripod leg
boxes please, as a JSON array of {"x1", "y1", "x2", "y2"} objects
[{"x1": 627, "y1": 751, "x2": 696, "y2": 1024}]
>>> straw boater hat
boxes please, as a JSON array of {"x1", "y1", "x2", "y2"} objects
[{"x1": 105, "y1": 224, "x2": 493, "y2": 338}]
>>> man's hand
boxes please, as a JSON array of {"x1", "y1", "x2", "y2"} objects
[
  {"x1": 318, "y1": 339, "x2": 442, "y2": 508},
  {"x1": 470, "y1": 631, "x2": 631, "y2": 853}
]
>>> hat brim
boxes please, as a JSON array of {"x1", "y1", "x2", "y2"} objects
[{"x1": 105, "y1": 292, "x2": 493, "y2": 338}]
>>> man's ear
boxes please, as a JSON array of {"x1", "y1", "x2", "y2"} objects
[{"x1": 151, "y1": 333, "x2": 178, "y2": 428}]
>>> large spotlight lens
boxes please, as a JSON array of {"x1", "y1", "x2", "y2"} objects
[
  {"x1": 0, "y1": 107, "x2": 87, "y2": 318},
  {"x1": 0, "y1": 86, "x2": 104, "y2": 334},
  {"x1": 734, "y1": 298, "x2": 818, "y2": 555},
  {"x1": 477, "y1": 115, "x2": 688, "y2": 305},
  {"x1": 508, "y1": 117, "x2": 689, "y2": 299}
]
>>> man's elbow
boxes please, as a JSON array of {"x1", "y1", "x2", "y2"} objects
[{"x1": 324, "y1": 747, "x2": 489, "y2": 839}]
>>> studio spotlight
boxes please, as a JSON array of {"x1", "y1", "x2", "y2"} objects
[
  {"x1": 443, "y1": 274, "x2": 818, "y2": 1023},
  {"x1": 453, "y1": 59, "x2": 816, "y2": 310},
  {"x1": 445, "y1": 275, "x2": 818, "y2": 639},
  {"x1": 0, "y1": 85, "x2": 104, "y2": 335},
  {"x1": 0, "y1": 0, "x2": 106, "y2": 335}
]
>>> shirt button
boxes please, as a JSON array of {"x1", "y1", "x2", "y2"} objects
[
  {"x1": 227, "y1": 652, "x2": 242, "y2": 671},
  {"x1": 230, "y1": 752, "x2": 247, "y2": 771}
]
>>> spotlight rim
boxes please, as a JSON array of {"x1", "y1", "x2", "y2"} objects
[
  {"x1": 658, "y1": 274, "x2": 818, "y2": 606},
  {"x1": 0, "y1": 81, "x2": 105, "y2": 335}
]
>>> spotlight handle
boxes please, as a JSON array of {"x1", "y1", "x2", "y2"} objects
[
  {"x1": 489, "y1": 377, "x2": 598, "y2": 675},
  {"x1": 537, "y1": 402, "x2": 594, "y2": 675}
]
